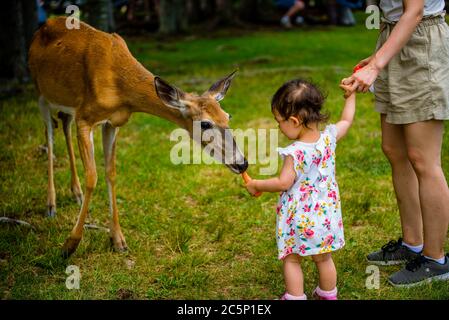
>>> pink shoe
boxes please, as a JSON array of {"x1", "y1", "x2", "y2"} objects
[{"x1": 312, "y1": 287, "x2": 338, "y2": 300}]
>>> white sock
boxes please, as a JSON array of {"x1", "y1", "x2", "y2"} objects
[
  {"x1": 402, "y1": 241, "x2": 423, "y2": 253},
  {"x1": 424, "y1": 255, "x2": 446, "y2": 265},
  {"x1": 284, "y1": 292, "x2": 307, "y2": 300}
]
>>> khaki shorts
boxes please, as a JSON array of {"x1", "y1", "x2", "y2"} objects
[{"x1": 374, "y1": 12, "x2": 449, "y2": 124}]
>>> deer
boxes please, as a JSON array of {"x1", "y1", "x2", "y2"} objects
[{"x1": 28, "y1": 17, "x2": 248, "y2": 258}]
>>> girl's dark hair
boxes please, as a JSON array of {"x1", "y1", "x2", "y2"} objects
[{"x1": 271, "y1": 79, "x2": 329, "y2": 128}]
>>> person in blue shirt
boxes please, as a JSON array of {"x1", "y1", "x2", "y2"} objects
[{"x1": 37, "y1": 0, "x2": 47, "y2": 27}]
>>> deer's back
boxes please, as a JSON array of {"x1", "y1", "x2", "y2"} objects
[{"x1": 29, "y1": 17, "x2": 145, "y2": 115}]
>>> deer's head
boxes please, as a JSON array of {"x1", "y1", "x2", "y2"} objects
[{"x1": 154, "y1": 71, "x2": 248, "y2": 174}]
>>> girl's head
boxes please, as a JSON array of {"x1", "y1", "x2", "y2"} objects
[{"x1": 271, "y1": 79, "x2": 328, "y2": 140}]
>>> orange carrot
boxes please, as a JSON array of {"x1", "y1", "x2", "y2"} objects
[{"x1": 241, "y1": 171, "x2": 262, "y2": 197}]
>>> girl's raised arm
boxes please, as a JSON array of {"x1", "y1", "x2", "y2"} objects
[{"x1": 335, "y1": 93, "x2": 356, "y2": 141}]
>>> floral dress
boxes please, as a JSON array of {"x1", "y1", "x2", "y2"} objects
[{"x1": 276, "y1": 124, "x2": 345, "y2": 259}]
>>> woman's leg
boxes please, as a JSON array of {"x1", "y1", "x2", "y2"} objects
[
  {"x1": 312, "y1": 253, "x2": 336, "y2": 291},
  {"x1": 381, "y1": 115, "x2": 423, "y2": 245},
  {"x1": 404, "y1": 120, "x2": 449, "y2": 259},
  {"x1": 283, "y1": 254, "x2": 304, "y2": 296}
]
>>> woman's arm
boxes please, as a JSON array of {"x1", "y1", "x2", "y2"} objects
[
  {"x1": 246, "y1": 156, "x2": 296, "y2": 195},
  {"x1": 342, "y1": 0, "x2": 424, "y2": 94}
]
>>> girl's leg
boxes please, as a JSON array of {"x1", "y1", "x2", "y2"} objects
[
  {"x1": 404, "y1": 120, "x2": 449, "y2": 259},
  {"x1": 312, "y1": 253, "x2": 336, "y2": 291},
  {"x1": 381, "y1": 115, "x2": 423, "y2": 245},
  {"x1": 282, "y1": 254, "x2": 304, "y2": 296}
]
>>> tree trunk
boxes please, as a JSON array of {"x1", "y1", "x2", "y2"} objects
[
  {"x1": 159, "y1": 0, "x2": 188, "y2": 34},
  {"x1": 187, "y1": 0, "x2": 202, "y2": 24},
  {"x1": 213, "y1": 0, "x2": 234, "y2": 26},
  {"x1": 239, "y1": 0, "x2": 262, "y2": 23},
  {"x1": 0, "y1": 0, "x2": 37, "y2": 84},
  {"x1": 200, "y1": 0, "x2": 215, "y2": 17},
  {"x1": 22, "y1": 0, "x2": 38, "y2": 54},
  {"x1": 86, "y1": 0, "x2": 115, "y2": 32}
]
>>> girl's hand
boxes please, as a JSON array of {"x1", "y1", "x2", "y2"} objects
[
  {"x1": 245, "y1": 179, "x2": 259, "y2": 197},
  {"x1": 339, "y1": 83, "x2": 354, "y2": 98}
]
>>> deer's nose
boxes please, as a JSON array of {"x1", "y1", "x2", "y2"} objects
[{"x1": 236, "y1": 159, "x2": 248, "y2": 173}]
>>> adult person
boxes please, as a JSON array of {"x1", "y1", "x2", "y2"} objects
[
  {"x1": 341, "y1": 0, "x2": 449, "y2": 287},
  {"x1": 275, "y1": 0, "x2": 306, "y2": 28},
  {"x1": 37, "y1": 0, "x2": 47, "y2": 27}
]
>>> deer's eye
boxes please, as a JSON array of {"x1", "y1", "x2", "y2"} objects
[
  {"x1": 201, "y1": 121, "x2": 213, "y2": 130},
  {"x1": 229, "y1": 114, "x2": 232, "y2": 120}
]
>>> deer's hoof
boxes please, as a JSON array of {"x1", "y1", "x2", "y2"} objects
[
  {"x1": 74, "y1": 193, "x2": 84, "y2": 206},
  {"x1": 71, "y1": 187, "x2": 84, "y2": 206},
  {"x1": 61, "y1": 236, "x2": 81, "y2": 259},
  {"x1": 47, "y1": 205, "x2": 56, "y2": 218},
  {"x1": 110, "y1": 236, "x2": 128, "y2": 253}
]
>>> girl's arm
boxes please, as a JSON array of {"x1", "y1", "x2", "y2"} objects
[
  {"x1": 335, "y1": 93, "x2": 356, "y2": 141},
  {"x1": 246, "y1": 156, "x2": 296, "y2": 195},
  {"x1": 342, "y1": 0, "x2": 424, "y2": 94}
]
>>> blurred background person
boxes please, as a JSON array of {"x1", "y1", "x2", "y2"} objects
[
  {"x1": 37, "y1": 0, "x2": 47, "y2": 27},
  {"x1": 274, "y1": 0, "x2": 306, "y2": 28}
]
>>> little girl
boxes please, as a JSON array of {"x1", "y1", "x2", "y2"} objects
[{"x1": 246, "y1": 79, "x2": 356, "y2": 300}]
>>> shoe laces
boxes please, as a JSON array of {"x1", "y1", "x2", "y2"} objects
[
  {"x1": 405, "y1": 255, "x2": 427, "y2": 272},
  {"x1": 381, "y1": 238, "x2": 403, "y2": 253}
]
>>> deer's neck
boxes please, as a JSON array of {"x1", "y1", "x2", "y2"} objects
[{"x1": 127, "y1": 67, "x2": 187, "y2": 129}]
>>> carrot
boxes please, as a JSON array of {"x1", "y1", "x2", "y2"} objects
[{"x1": 241, "y1": 171, "x2": 262, "y2": 197}]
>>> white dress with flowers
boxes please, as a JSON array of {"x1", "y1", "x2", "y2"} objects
[{"x1": 275, "y1": 124, "x2": 345, "y2": 259}]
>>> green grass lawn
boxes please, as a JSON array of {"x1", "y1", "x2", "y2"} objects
[{"x1": 1, "y1": 20, "x2": 449, "y2": 300}]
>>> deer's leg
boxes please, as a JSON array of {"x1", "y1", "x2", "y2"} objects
[
  {"x1": 102, "y1": 122, "x2": 128, "y2": 252},
  {"x1": 59, "y1": 112, "x2": 83, "y2": 206},
  {"x1": 38, "y1": 96, "x2": 56, "y2": 218},
  {"x1": 62, "y1": 122, "x2": 97, "y2": 258}
]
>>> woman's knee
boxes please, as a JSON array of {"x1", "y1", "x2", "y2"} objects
[
  {"x1": 381, "y1": 142, "x2": 408, "y2": 164},
  {"x1": 406, "y1": 147, "x2": 440, "y2": 177}
]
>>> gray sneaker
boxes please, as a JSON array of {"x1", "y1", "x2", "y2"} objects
[
  {"x1": 366, "y1": 238, "x2": 421, "y2": 266},
  {"x1": 389, "y1": 255, "x2": 449, "y2": 287},
  {"x1": 280, "y1": 16, "x2": 293, "y2": 28}
]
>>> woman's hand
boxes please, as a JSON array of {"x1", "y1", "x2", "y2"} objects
[
  {"x1": 245, "y1": 179, "x2": 260, "y2": 197},
  {"x1": 356, "y1": 55, "x2": 374, "y2": 69},
  {"x1": 340, "y1": 56, "x2": 380, "y2": 97}
]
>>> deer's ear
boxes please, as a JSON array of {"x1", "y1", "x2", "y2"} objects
[
  {"x1": 206, "y1": 70, "x2": 237, "y2": 102},
  {"x1": 154, "y1": 77, "x2": 187, "y2": 111}
]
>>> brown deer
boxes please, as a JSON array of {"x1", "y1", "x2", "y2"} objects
[{"x1": 28, "y1": 17, "x2": 248, "y2": 258}]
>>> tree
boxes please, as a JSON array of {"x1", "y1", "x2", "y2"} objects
[
  {"x1": 86, "y1": 0, "x2": 115, "y2": 32},
  {"x1": 159, "y1": 0, "x2": 188, "y2": 34},
  {"x1": 212, "y1": 0, "x2": 234, "y2": 26},
  {"x1": 0, "y1": 0, "x2": 38, "y2": 87}
]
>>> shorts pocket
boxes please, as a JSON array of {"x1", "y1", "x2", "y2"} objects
[{"x1": 399, "y1": 30, "x2": 428, "y2": 72}]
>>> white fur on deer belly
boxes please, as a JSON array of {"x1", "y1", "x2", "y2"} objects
[{"x1": 48, "y1": 103, "x2": 76, "y2": 116}]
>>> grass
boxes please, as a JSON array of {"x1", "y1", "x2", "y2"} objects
[{"x1": 1, "y1": 17, "x2": 449, "y2": 300}]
